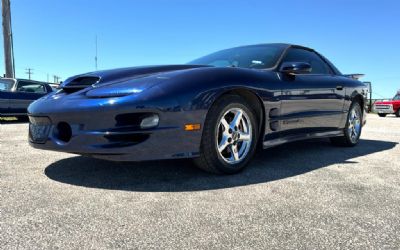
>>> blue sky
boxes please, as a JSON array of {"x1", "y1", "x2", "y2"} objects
[{"x1": 1, "y1": 0, "x2": 399, "y2": 98}]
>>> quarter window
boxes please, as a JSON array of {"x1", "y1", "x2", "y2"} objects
[
  {"x1": 0, "y1": 79, "x2": 14, "y2": 91},
  {"x1": 282, "y1": 48, "x2": 331, "y2": 74}
]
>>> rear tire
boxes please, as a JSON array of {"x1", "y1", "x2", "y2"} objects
[
  {"x1": 378, "y1": 113, "x2": 387, "y2": 117},
  {"x1": 194, "y1": 95, "x2": 259, "y2": 174},
  {"x1": 330, "y1": 102, "x2": 362, "y2": 147}
]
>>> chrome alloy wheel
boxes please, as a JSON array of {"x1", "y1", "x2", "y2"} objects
[
  {"x1": 348, "y1": 107, "x2": 361, "y2": 143},
  {"x1": 216, "y1": 108, "x2": 253, "y2": 164}
]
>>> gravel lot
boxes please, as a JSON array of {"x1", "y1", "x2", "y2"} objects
[{"x1": 0, "y1": 113, "x2": 399, "y2": 249}]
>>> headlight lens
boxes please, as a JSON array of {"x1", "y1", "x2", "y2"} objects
[
  {"x1": 85, "y1": 79, "x2": 145, "y2": 98},
  {"x1": 86, "y1": 86, "x2": 143, "y2": 98}
]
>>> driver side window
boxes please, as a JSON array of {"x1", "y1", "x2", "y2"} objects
[
  {"x1": 16, "y1": 81, "x2": 47, "y2": 93},
  {"x1": 282, "y1": 48, "x2": 331, "y2": 75}
]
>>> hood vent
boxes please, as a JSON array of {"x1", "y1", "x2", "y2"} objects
[{"x1": 62, "y1": 76, "x2": 100, "y2": 93}]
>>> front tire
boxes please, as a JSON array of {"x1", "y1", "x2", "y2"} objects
[
  {"x1": 330, "y1": 102, "x2": 362, "y2": 147},
  {"x1": 378, "y1": 113, "x2": 387, "y2": 117},
  {"x1": 395, "y1": 109, "x2": 400, "y2": 117},
  {"x1": 194, "y1": 95, "x2": 259, "y2": 174}
]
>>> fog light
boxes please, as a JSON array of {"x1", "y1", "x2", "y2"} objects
[
  {"x1": 54, "y1": 122, "x2": 72, "y2": 142},
  {"x1": 140, "y1": 114, "x2": 159, "y2": 129}
]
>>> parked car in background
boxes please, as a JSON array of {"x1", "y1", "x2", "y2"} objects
[
  {"x1": 0, "y1": 78, "x2": 54, "y2": 117},
  {"x1": 373, "y1": 90, "x2": 400, "y2": 117}
]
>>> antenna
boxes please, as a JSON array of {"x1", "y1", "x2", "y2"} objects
[{"x1": 95, "y1": 35, "x2": 98, "y2": 70}]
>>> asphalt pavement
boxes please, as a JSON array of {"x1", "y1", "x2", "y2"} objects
[{"x1": 0, "y1": 114, "x2": 399, "y2": 249}]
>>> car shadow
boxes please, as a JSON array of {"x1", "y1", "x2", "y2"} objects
[{"x1": 44, "y1": 139, "x2": 397, "y2": 192}]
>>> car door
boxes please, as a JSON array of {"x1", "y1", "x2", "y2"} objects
[
  {"x1": 0, "y1": 78, "x2": 17, "y2": 115},
  {"x1": 8, "y1": 80, "x2": 49, "y2": 115},
  {"x1": 0, "y1": 90, "x2": 9, "y2": 115},
  {"x1": 278, "y1": 47, "x2": 345, "y2": 133}
]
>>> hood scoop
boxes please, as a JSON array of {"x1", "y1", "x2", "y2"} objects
[{"x1": 62, "y1": 76, "x2": 100, "y2": 93}]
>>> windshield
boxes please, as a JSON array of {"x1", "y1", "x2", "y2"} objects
[
  {"x1": 0, "y1": 79, "x2": 14, "y2": 91},
  {"x1": 394, "y1": 94, "x2": 400, "y2": 100},
  {"x1": 188, "y1": 44, "x2": 286, "y2": 69}
]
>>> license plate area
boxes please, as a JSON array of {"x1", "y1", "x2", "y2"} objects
[{"x1": 29, "y1": 116, "x2": 51, "y2": 143}]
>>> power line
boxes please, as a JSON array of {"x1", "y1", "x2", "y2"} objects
[
  {"x1": 25, "y1": 68, "x2": 33, "y2": 80},
  {"x1": 372, "y1": 91, "x2": 389, "y2": 99}
]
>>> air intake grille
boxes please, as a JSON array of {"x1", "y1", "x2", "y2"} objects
[{"x1": 62, "y1": 76, "x2": 100, "y2": 93}]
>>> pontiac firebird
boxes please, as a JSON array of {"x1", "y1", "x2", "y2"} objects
[{"x1": 28, "y1": 43, "x2": 368, "y2": 174}]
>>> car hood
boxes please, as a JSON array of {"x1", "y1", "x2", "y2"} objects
[
  {"x1": 61, "y1": 65, "x2": 211, "y2": 90},
  {"x1": 58, "y1": 64, "x2": 277, "y2": 98},
  {"x1": 374, "y1": 100, "x2": 400, "y2": 105}
]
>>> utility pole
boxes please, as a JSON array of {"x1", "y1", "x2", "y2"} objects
[
  {"x1": 25, "y1": 68, "x2": 33, "y2": 80},
  {"x1": 2, "y1": 0, "x2": 15, "y2": 78},
  {"x1": 53, "y1": 75, "x2": 61, "y2": 84}
]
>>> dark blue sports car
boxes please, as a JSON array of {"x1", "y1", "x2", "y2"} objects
[{"x1": 28, "y1": 43, "x2": 368, "y2": 174}]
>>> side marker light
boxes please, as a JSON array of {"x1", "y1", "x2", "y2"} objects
[{"x1": 184, "y1": 124, "x2": 201, "y2": 131}]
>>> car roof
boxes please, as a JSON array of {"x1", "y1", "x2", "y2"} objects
[
  {"x1": 230, "y1": 43, "x2": 314, "y2": 51},
  {"x1": 16, "y1": 78, "x2": 49, "y2": 84}
]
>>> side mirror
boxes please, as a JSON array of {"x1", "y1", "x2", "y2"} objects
[{"x1": 280, "y1": 62, "x2": 312, "y2": 75}]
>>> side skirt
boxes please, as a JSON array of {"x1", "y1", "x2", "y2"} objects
[{"x1": 263, "y1": 129, "x2": 344, "y2": 149}]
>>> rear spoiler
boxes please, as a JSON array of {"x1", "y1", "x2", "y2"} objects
[{"x1": 343, "y1": 74, "x2": 365, "y2": 80}]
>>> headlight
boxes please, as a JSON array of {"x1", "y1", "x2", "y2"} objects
[
  {"x1": 85, "y1": 80, "x2": 144, "y2": 98},
  {"x1": 86, "y1": 86, "x2": 143, "y2": 98}
]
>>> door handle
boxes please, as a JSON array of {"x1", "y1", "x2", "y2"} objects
[{"x1": 336, "y1": 85, "x2": 343, "y2": 90}]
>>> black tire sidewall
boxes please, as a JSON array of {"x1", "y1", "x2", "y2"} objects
[
  {"x1": 202, "y1": 96, "x2": 259, "y2": 173},
  {"x1": 344, "y1": 102, "x2": 362, "y2": 145}
]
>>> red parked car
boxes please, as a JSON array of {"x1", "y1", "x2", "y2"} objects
[{"x1": 373, "y1": 91, "x2": 400, "y2": 117}]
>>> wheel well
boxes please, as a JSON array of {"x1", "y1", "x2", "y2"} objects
[
  {"x1": 218, "y1": 89, "x2": 265, "y2": 141},
  {"x1": 353, "y1": 94, "x2": 364, "y2": 109}
]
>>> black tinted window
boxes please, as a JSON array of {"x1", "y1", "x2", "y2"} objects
[
  {"x1": 282, "y1": 48, "x2": 331, "y2": 74},
  {"x1": 17, "y1": 81, "x2": 46, "y2": 93}
]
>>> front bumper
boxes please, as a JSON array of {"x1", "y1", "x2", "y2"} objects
[
  {"x1": 28, "y1": 93, "x2": 204, "y2": 161},
  {"x1": 374, "y1": 104, "x2": 394, "y2": 114}
]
